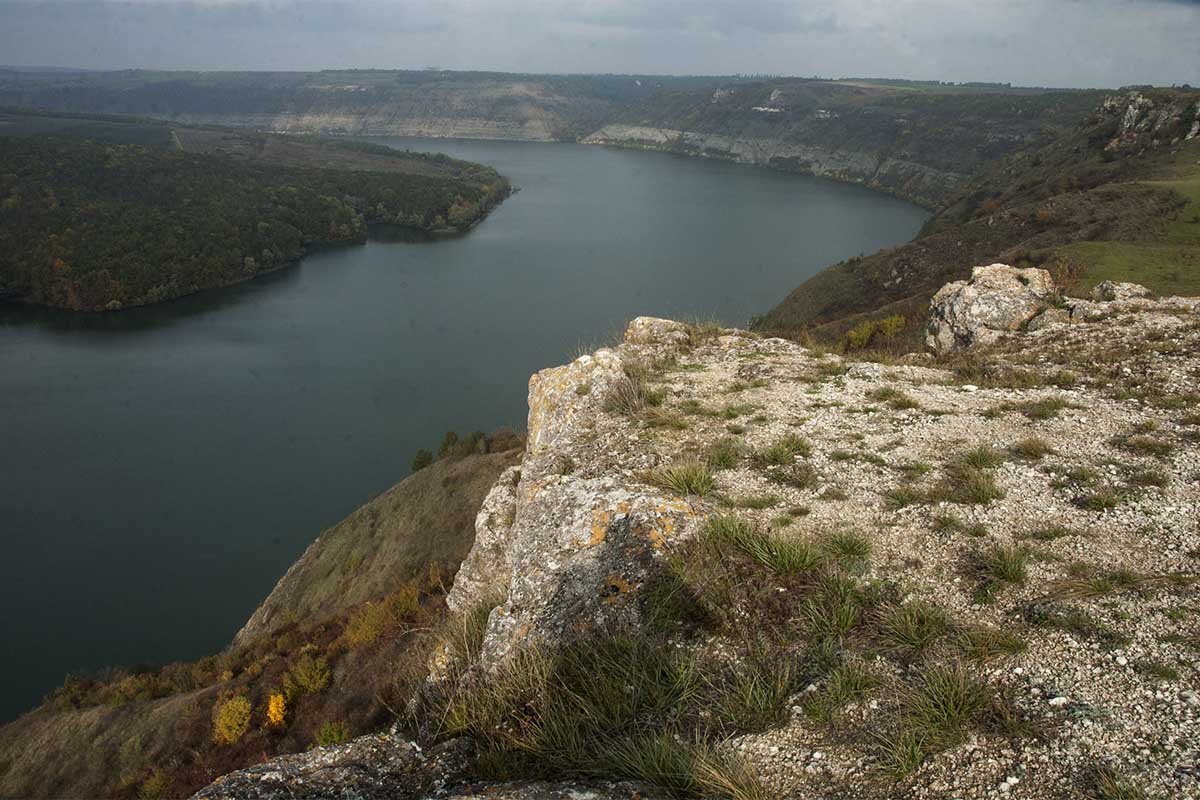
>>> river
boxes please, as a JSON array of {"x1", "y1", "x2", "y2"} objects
[{"x1": 0, "y1": 137, "x2": 929, "y2": 720}]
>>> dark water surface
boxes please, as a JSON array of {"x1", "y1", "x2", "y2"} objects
[{"x1": 0, "y1": 138, "x2": 928, "y2": 720}]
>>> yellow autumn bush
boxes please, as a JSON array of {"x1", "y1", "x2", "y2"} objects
[
  {"x1": 266, "y1": 693, "x2": 286, "y2": 727},
  {"x1": 212, "y1": 694, "x2": 252, "y2": 745}
]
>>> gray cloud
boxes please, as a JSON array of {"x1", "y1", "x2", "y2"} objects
[{"x1": 0, "y1": 0, "x2": 1196, "y2": 87}]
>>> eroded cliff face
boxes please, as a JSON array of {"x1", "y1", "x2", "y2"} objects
[
  {"x1": 198, "y1": 275, "x2": 1199, "y2": 799},
  {"x1": 581, "y1": 123, "x2": 967, "y2": 208}
]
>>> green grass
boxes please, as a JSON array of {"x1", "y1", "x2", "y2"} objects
[
  {"x1": 650, "y1": 460, "x2": 716, "y2": 497},
  {"x1": 928, "y1": 465, "x2": 1005, "y2": 505},
  {"x1": 1111, "y1": 433, "x2": 1176, "y2": 458},
  {"x1": 802, "y1": 660, "x2": 880, "y2": 722},
  {"x1": 705, "y1": 438, "x2": 742, "y2": 469},
  {"x1": 867, "y1": 386, "x2": 921, "y2": 410},
  {"x1": 1009, "y1": 436, "x2": 1055, "y2": 460},
  {"x1": 967, "y1": 544, "x2": 1029, "y2": 602},
  {"x1": 768, "y1": 461, "x2": 818, "y2": 489},
  {"x1": 877, "y1": 601, "x2": 953, "y2": 656},
  {"x1": 1073, "y1": 485, "x2": 1125, "y2": 512},
  {"x1": 956, "y1": 446, "x2": 1006, "y2": 470},
  {"x1": 1021, "y1": 524, "x2": 1080, "y2": 541},
  {"x1": 727, "y1": 493, "x2": 782, "y2": 510},
  {"x1": 702, "y1": 515, "x2": 823, "y2": 576},
  {"x1": 1079, "y1": 764, "x2": 1150, "y2": 800},
  {"x1": 956, "y1": 626, "x2": 1026, "y2": 661},
  {"x1": 755, "y1": 434, "x2": 812, "y2": 465},
  {"x1": 821, "y1": 531, "x2": 872, "y2": 567}
]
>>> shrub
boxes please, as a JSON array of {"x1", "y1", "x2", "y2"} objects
[
  {"x1": 137, "y1": 770, "x2": 170, "y2": 800},
  {"x1": 314, "y1": 720, "x2": 351, "y2": 747},
  {"x1": 283, "y1": 654, "x2": 331, "y2": 700},
  {"x1": 212, "y1": 694, "x2": 252, "y2": 745},
  {"x1": 266, "y1": 693, "x2": 286, "y2": 728},
  {"x1": 410, "y1": 448, "x2": 433, "y2": 472},
  {"x1": 846, "y1": 315, "x2": 906, "y2": 350},
  {"x1": 344, "y1": 602, "x2": 390, "y2": 647}
]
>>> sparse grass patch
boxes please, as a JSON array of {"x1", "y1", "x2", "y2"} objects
[
  {"x1": 1073, "y1": 485, "x2": 1125, "y2": 512},
  {"x1": 1023, "y1": 603, "x2": 1131, "y2": 650},
  {"x1": 819, "y1": 486, "x2": 849, "y2": 502},
  {"x1": 1079, "y1": 764, "x2": 1149, "y2": 800},
  {"x1": 966, "y1": 544, "x2": 1028, "y2": 602},
  {"x1": 883, "y1": 484, "x2": 922, "y2": 509},
  {"x1": 650, "y1": 460, "x2": 716, "y2": 497},
  {"x1": 706, "y1": 438, "x2": 742, "y2": 470},
  {"x1": 767, "y1": 461, "x2": 818, "y2": 490},
  {"x1": 803, "y1": 660, "x2": 880, "y2": 722},
  {"x1": 928, "y1": 465, "x2": 1005, "y2": 505},
  {"x1": 1127, "y1": 467, "x2": 1169, "y2": 488},
  {"x1": 877, "y1": 601, "x2": 953, "y2": 657},
  {"x1": 702, "y1": 515, "x2": 823, "y2": 576},
  {"x1": 956, "y1": 446, "x2": 1006, "y2": 470},
  {"x1": 821, "y1": 531, "x2": 872, "y2": 568},
  {"x1": 1135, "y1": 661, "x2": 1179, "y2": 682},
  {"x1": 755, "y1": 434, "x2": 811, "y2": 465},
  {"x1": 641, "y1": 408, "x2": 689, "y2": 430},
  {"x1": 728, "y1": 493, "x2": 782, "y2": 510},
  {"x1": 1009, "y1": 436, "x2": 1055, "y2": 460},
  {"x1": 956, "y1": 626, "x2": 1026, "y2": 661},
  {"x1": 1111, "y1": 433, "x2": 1176, "y2": 458},
  {"x1": 993, "y1": 397, "x2": 1072, "y2": 420},
  {"x1": 867, "y1": 386, "x2": 920, "y2": 410}
]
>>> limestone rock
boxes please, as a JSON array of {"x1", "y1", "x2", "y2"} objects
[
  {"x1": 527, "y1": 349, "x2": 624, "y2": 455},
  {"x1": 446, "y1": 465, "x2": 522, "y2": 613},
  {"x1": 624, "y1": 316, "x2": 692, "y2": 349},
  {"x1": 925, "y1": 264, "x2": 1057, "y2": 353},
  {"x1": 1090, "y1": 280, "x2": 1153, "y2": 302},
  {"x1": 478, "y1": 476, "x2": 696, "y2": 664},
  {"x1": 192, "y1": 736, "x2": 474, "y2": 800},
  {"x1": 1026, "y1": 307, "x2": 1072, "y2": 332}
]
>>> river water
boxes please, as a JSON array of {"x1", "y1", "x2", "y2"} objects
[{"x1": 0, "y1": 137, "x2": 928, "y2": 720}]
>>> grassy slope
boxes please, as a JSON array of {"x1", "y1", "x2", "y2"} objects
[
  {"x1": 756, "y1": 88, "x2": 1200, "y2": 348},
  {"x1": 0, "y1": 445, "x2": 520, "y2": 800},
  {"x1": 236, "y1": 446, "x2": 522, "y2": 643}
]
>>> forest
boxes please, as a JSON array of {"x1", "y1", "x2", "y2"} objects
[{"x1": 0, "y1": 134, "x2": 509, "y2": 310}]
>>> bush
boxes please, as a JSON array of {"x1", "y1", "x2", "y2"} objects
[
  {"x1": 212, "y1": 694, "x2": 252, "y2": 745},
  {"x1": 283, "y1": 654, "x2": 331, "y2": 700},
  {"x1": 845, "y1": 315, "x2": 906, "y2": 350},
  {"x1": 410, "y1": 448, "x2": 433, "y2": 472},
  {"x1": 314, "y1": 720, "x2": 351, "y2": 747},
  {"x1": 266, "y1": 693, "x2": 286, "y2": 728}
]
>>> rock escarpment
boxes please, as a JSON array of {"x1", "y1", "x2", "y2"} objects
[{"x1": 198, "y1": 279, "x2": 1199, "y2": 799}]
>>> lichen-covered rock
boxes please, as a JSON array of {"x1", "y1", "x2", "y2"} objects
[
  {"x1": 192, "y1": 736, "x2": 474, "y2": 800},
  {"x1": 1090, "y1": 280, "x2": 1154, "y2": 302},
  {"x1": 479, "y1": 476, "x2": 696, "y2": 664},
  {"x1": 1025, "y1": 306, "x2": 1072, "y2": 332},
  {"x1": 443, "y1": 780, "x2": 664, "y2": 799},
  {"x1": 527, "y1": 349, "x2": 625, "y2": 454},
  {"x1": 446, "y1": 465, "x2": 521, "y2": 613},
  {"x1": 624, "y1": 316, "x2": 691, "y2": 349},
  {"x1": 925, "y1": 263, "x2": 1056, "y2": 353}
]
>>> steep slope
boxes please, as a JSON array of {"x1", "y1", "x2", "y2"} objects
[
  {"x1": 757, "y1": 89, "x2": 1200, "y2": 347},
  {"x1": 0, "y1": 443, "x2": 520, "y2": 800},
  {"x1": 584, "y1": 79, "x2": 1102, "y2": 207}
]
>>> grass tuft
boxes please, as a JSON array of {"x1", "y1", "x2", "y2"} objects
[{"x1": 650, "y1": 460, "x2": 716, "y2": 497}]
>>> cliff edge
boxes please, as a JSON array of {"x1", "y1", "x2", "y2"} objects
[{"x1": 199, "y1": 268, "x2": 1199, "y2": 800}]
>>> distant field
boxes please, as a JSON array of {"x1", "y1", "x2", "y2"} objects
[{"x1": 1053, "y1": 150, "x2": 1200, "y2": 297}]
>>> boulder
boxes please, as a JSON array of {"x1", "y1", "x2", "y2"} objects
[
  {"x1": 1090, "y1": 280, "x2": 1153, "y2": 302},
  {"x1": 926, "y1": 264, "x2": 1056, "y2": 353},
  {"x1": 1025, "y1": 307, "x2": 1072, "y2": 332},
  {"x1": 192, "y1": 736, "x2": 474, "y2": 800}
]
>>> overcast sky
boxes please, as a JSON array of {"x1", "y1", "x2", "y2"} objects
[{"x1": 1, "y1": 0, "x2": 1197, "y2": 88}]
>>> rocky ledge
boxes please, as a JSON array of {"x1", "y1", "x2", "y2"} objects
[{"x1": 198, "y1": 267, "x2": 1199, "y2": 800}]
